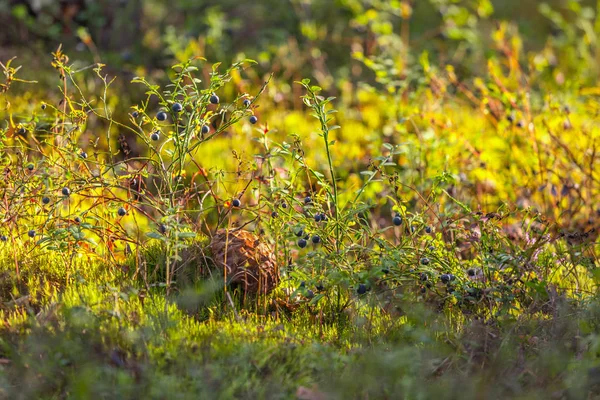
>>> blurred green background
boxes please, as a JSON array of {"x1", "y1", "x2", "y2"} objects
[{"x1": 2, "y1": 0, "x2": 598, "y2": 89}]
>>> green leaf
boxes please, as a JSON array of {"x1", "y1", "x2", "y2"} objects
[
  {"x1": 176, "y1": 232, "x2": 197, "y2": 239},
  {"x1": 146, "y1": 232, "x2": 167, "y2": 241},
  {"x1": 309, "y1": 294, "x2": 325, "y2": 305}
]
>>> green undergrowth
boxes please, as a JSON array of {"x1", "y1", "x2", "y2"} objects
[{"x1": 1, "y1": 247, "x2": 600, "y2": 399}]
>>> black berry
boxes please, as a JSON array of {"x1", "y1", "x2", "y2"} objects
[
  {"x1": 304, "y1": 196, "x2": 312, "y2": 204},
  {"x1": 151, "y1": 132, "x2": 160, "y2": 141},
  {"x1": 357, "y1": 284, "x2": 367, "y2": 295},
  {"x1": 298, "y1": 238, "x2": 307, "y2": 248},
  {"x1": 440, "y1": 274, "x2": 450, "y2": 284},
  {"x1": 314, "y1": 214, "x2": 322, "y2": 222},
  {"x1": 42, "y1": 197, "x2": 50, "y2": 205},
  {"x1": 420, "y1": 272, "x2": 428, "y2": 281},
  {"x1": 467, "y1": 268, "x2": 476, "y2": 277},
  {"x1": 156, "y1": 111, "x2": 168, "y2": 121},
  {"x1": 41, "y1": 104, "x2": 47, "y2": 110},
  {"x1": 28, "y1": 230, "x2": 36, "y2": 238},
  {"x1": 172, "y1": 102, "x2": 183, "y2": 113},
  {"x1": 27, "y1": 164, "x2": 34, "y2": 171},
  {"x1": 295, "y1": 230, "x2": 304, "y2": 237},
  {"x1": 425, "y1": 226, "x2": 432, "y2": 234},
  {"x1": 62, "y1": 187, "x2": 70, "y2": 196},
  {"x1": 132, "y1": 111, "x2": 139, "y2": 118},
  {"x1": 201, "y1": 125, "x2": 210, "y2": 135},
  {"x1": 0, "y1": 235, "x2": 6, "y2": 242},
  {"x1": 74, "y1": 217, "x2": 81, "y2": 223},
  {"x1": 271, "y1": 211, "x2": 278, "y2": 218},
  {"x1": 232, "y1": 199, "x2": 241, "y2": 207},
  {"x1": 80, "y1": 152, "x2": 88, "y2": 159},
  {"x1": 243, "y1": 99, "x2": 251, "y2": 107},
  {"x1": 420, "y1": 257, "x2": 430, "y2": 265},
  {"x1": 393, "y1": 216, "x2": 402, "y2": 226},
  {"x1": 311, "y1": 235, "x2": 320, "y2": 244},
  {"x1": 249, "y1": 115, "x2": 258, "y2": 124},
  {"x1": 117, "y1": 207, "x2": 127, "y2": 216},
  {"x1": 209, "y1": 94, "x2": 220, "y2": 105}
]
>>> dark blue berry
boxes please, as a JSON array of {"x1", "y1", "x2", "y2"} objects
[
  {"x1": 393, "y1": 216, "x2": 402, "y2": 226},
  {"x1": 357, "y1": 284, "x2": 367, "y2": 295},
  {"x1": 74, "y1": 217, "x2": 81, "y2": 223},
  {"x1": 420, "y1": 257, "x2": 430, "y2": 265},
  {"x1": 209, "y1": 94, "x2": 220, "y2": 105},
  {"x1": 298, "y1": 238, "x2": 307, "y2": 248},
  {"x1": 306, "y1": 289, "x2": 315, "y2": 298},
  {"x1": 314, "y1": 214, "x2": 322, "y2": 222},
  {"x1": 151, "y1": 132, "x2": 160, "y2": 141},
  {"x1": 304, "y1": 196, "x2": 312, "y2": 204},
  {"x1": 117, "y1": 207, "x2": 127, "y2": 216},
  {"x1": 172, "y1": 102, "x2": 183, "y2": 113},
  {"x1": 0, "y1": 235, "x2": 6, "y2": 242},
  {"x1": 28, "y1": 230, "x2": 36, "y2": 238},
  {"x1": 295, "y1": 230, "x2": 304, "y2": 237},
  {"x1": 159, "y1": 224, "x2": 167, "y2": 234},
  {"x1": 271, "y1": 211, "x2": 278, "y2": 218},
  {"x1": 428, "y1": 245, "x2": 435, "y2": 251},
  {"x1": 425, "y1": 226, "x2": 432, "y2": 234},
  {"x1": 41, "y1": 104, "x2": 47, "y2": 110},
  {"x1": 27, "y1": 164, "x2": 34, "y2": 171},
  {"x1": 440, "y1": 274, "x2": 450, "y2": 284},
  {"x1": 42, "y1": 197, "x2": 50, "y2": 205},
  {"x1": 156, "y1": 111, "x2": 168, "y2": 121},
  {"x1": 243, "y1": 99, "x2": 251, "y2": 107},
  {"x1": 316, "y1": 283, "x2": 324, "y2": 291},
  {"x1": 62, "y1": 187, "x2": 70, "y2": 196},
  {"x1": 18, "y1": 127, "x2": 26, "y2": 135},
  {"x1": 132, "y1": 111, "x2": 139, "y2": 118},
  {"x1": 249, "y1": 115, "x2": 258, "y2": 124},
  {"x1": 467, "y1": 268, "x2": 476, "y2": 277},
  {"x1": 420, "y1": 272, "x2": 428, "y2": 281},
  {"x1": 299, "y1": 281, "x2": 306, "y2": 288},
  {"x1": 232, "y1": 199, "x2": 241, "y2": 207},
  {"x1": 382, "y1": 268, "x2": 389, "y2": 274},
  {"x1": 80, "y1": 152, "x2": 88, "y2": 159},
  {"x1": 201, "y1": 125, "x2": 210, "y2": 135},
  {"x1": 312, "y1": 235, "x2": 320, "y2": 244},
  {"x1": 281, "y1": 202, "x2": 288, "y2": 209}
]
